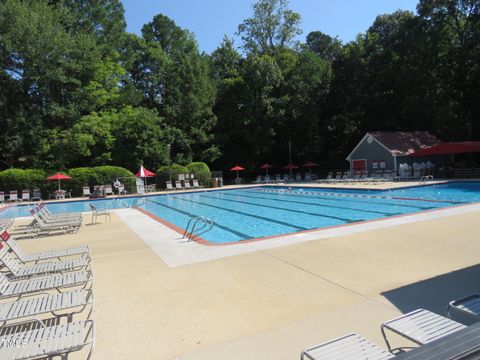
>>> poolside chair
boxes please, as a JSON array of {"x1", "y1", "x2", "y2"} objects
[
  {"x1": 178, "y1": 173, "x2": 185, "y2": 181},
  {"x1": 38, "y1": 203, "x2": 81, "y2": 221},
  {"x1": 31, "y1": 188, "x2": 42, "y2": 201},
  {"x1": 0, "y1": 319, "x2": 95, "y2": 359},
  {"x1": 0, "y1": 191, "x2": 4, "y2": 204},
  {"x1": 464, "y1": 168, "x2": 473, "y2": 178},
  {"x1": 1, "y1": 230, "x2": 89, "y2": 263},
  {"x1": 28, "y1": 209, "x2": 81, "y2": 234},
  {"x1": 192, "y1": 179, "x2": 200, "y2": 188},
  {"x1": 166, "y1": 181, "x2": 174, "y2": 191},
  {"x1": 447, "y1": 294, "x2": 480, "y2": 321},
  {"x1": 0, "y1": 288, "x2": 94, "y2": 325},
  {"x1": 0, "y1": 242, "x2": 90, "y2": 279},
  {"x1": 324, "y1": 172, "x2": 333, "y2": 182},
  {"x1": 301, "y1": 333, "x2": 394, "y2": 360},
  {"x1": 413, "y1": 169, "x2": 422, "y2": 179},
  {"x1": 33, "y1": 207, "x2": 82, "y2": 227},
  {"x1": 282, "y1": 174, "x2": 290, "y2": 182},
  {"x1": 184, "y1": 180, "x2": 191, "y2": 189},
  {"x1": 89, "y1": 204, "x2": 110, "y2": 224},
  {"x1": 334, "y1": 171, "x2": 342, "y2": 181},
  {"x1": 8, "y1": 191, "x2": 18, "y2": 202},
  {"x1": 341, "y1": 172, "x2": 350, "y2": 182},
  {"x1": 20, "y1": 189, "x2": 30, "y2": 201},
  {"x1": 253, "y1": 175, "x2": 262, "y2": 184},
  {"x1": 381, "y1": 308, "x2": 466, "y2": 352},
  {"x1": 454, "y1": 168, "x2": 463, "y2": 178},
  {"x1": 83, "y1": 186, "x2": 91, "y2": 197},
  {"x1": 105, "y1": 184, "x2": 114, "y2": 195},
  {"x1": 175, "y1": 180, "x2": 183, "y2": 189},
  {"x1": 275, "y1": 174, "x2": 282, "y2": 183},
  {"x1": 0, "y1": 269, "x2": 93, "y2": 300},
  {"x1": 304, "y1": 173, "x2": 311, "y2": 181},
  {"x1": 295, "y1": 173, "x2": 302, "y2": 182},
  {"x1": 382, "y1": 170, "x2": 392, "y2": 181}
]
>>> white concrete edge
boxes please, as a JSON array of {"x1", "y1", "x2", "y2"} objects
[{"x1": 114, "y1": 202, "x2": 480, "y2": 268}]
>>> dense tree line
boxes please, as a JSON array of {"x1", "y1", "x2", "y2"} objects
[{"x1": 1, "y1": 0, "x2": 479, "y2": 175}]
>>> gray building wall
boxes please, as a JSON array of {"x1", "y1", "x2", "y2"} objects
[{"x1": 349, "y1": 140, "x2": 394, "y2": 174}]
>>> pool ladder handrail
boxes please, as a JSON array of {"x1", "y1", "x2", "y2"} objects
[{"x1": 183, "y1": 216, "x2": 213, "y2": 241}]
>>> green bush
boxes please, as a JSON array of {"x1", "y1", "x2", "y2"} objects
[
  {"x1": 92, "y1": 166, "x2": 136, "y2": 193},
  {"x1": 68, "y1": 168, "x2": 98, "y2": 196},
  {"x1": 157, "y1": 164, "x2": 188, "y2": 186},
  {"x1": 0, "y1": 168, "x2": 46, "y2": 193},
  {"x1": 186, "y1": 162, "x2": 211, "y2": 187}
]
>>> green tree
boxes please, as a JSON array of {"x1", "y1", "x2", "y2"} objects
[{"x1": 237, "y1": 0, "x2": 302, "y2": 54}]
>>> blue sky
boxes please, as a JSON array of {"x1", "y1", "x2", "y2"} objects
[{"x1": 122, "y1": 0, "x2": 419, "y2": 54}]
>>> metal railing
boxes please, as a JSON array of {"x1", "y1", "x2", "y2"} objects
[{"x1": 183, "y1": 216, "x2": 213, "y2": 242}]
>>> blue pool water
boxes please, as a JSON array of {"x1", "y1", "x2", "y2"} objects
[{"x1": 2, "y1": 182, "x2": 480, "y2": 244}]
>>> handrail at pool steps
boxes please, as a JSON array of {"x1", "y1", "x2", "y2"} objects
[{"x1": 183, "y1": 216, "x2": 213, "y2": 241}]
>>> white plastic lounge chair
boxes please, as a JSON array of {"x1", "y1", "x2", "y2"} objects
[
  {"x1": 253, "y1": 175, "x2": 262, "y2": 184},
  {"x1": 274, "y1": 174, "x2": 282, "y2": 183},
  {"x1": 0, "y1": 191, "x2": 4, "y2": 203},
  {"x1": 447, "y1": 294, "x2": 480, "y2": 321},
  {"x1": 178, "y1": 174, "x2": 185, "y2": 181},
  {"x1": 0, "y1": 243, "x2": 90, "y2": 279},
  {"x1": 175, "y1": 180, "x2": 183, "y2": 189},
  {"x1": 0, "y1": 319, "x2": 95, "y2": 359},
  {"x1": 31, "y1": 189, "x2": 41, "y2": 201},
  {"x1": 8, "y1": 191, "x2": 18, "y2": 202},
  {"x1": 192, "y1": 179, "x2": 200, "y2": 188},
  {"x1": 1, "y1": 231, "x2": 89, "y2": 263},
  {"x1": 89, "y1": 204, "x2": 110, "y2": 224},
  {"x1": 0, "y1": 270, "x2": 93, "y2": 300},
  {"x1": 184, "y1": 180, "x2": 191, "y2": 189},
  {"x1": 83, "y1": 186, "x2": 91, "y2": 197},
  {"x1": 381, "y1": 309, "x2": 466, "y2": 352},
  {"x1": 0, "y1": 288, "x2": 94, "y2": 325},
  {"x1": 301, "y1": 333, "x2": 393, "y2": 360},
  {"x1": 32, "y1": 207, "x2": 81, "y2": 227},
  {"x1": 295, "y1": 173, "x2": 302, "y2": 181},
  {"x1": 166, "y1": 181, "x2": 174, "y2": 190},
  {"x1": 264, "y1": 175, "x2": 271, "y2": 183},
  {"x1": 21, "y1": 190, "x2": 30, "y2": 201},
  {"x1": 38, "y1": 203, "x2": 81, "y2": 221},
  {"x1": 105, "y1": 184, "x2": 114, "y2": 195}
]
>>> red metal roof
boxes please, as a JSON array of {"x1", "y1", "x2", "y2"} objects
[
  {"x1": 369, "y1": 131, "x2": 441, "y2": 156},
  {"x1": 409, "y1": 141, "x2": 480, "y2": 157}
]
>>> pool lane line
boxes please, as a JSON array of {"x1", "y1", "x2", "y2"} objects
[
  {"x1": 256, "y1": 187, "x2": 465, "y2": 205},
  {"x1": 248, "y1": 189, "x2": 439, "y2": 210},
  {"x1": 199, "y1": 193, "x2": 369, "y2": 222},
  {"x1": 221, "y1": 191, "x2": 400, "y2": 216},
  {"x1": 171, "y1": 195, "x2": 310, "y2": 231},
  {"x1": 142, "y1": 199, "x2": 253, "y2": 240}
]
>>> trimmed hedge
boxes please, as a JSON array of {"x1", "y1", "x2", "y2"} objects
[
  {"x1": 186, "y1": 162, "x2": 211, "y2": 187},
  {"x1": 157, "y1": 164, "x2": 188, "y2": 186},
  {"x1": 0, "y1": 169, "x2": 46, "y2": 192},
  {"x1": 0, "y1": 166, "x2": 135, "y2": 197}
]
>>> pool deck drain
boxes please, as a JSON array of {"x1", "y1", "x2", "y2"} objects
[{"x1": 115, "y1": 201, "x2": 480, "y2": 267}]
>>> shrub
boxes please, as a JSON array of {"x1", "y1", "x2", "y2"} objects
[
  {"x1": 68, "y1": 168, "x2": 98, "y2": 196},
  {"x1": 186, "y1": 162, "x2": 211, "y2": 187},
  {"x1": 157, "y1": 164, "x2": 188, "y2": 186},
  {"x1": 92, "y1": 166, "x2": 136, "y2": 193},
  {"x1": 0, "y1": 169, "x2": 46, "y2": 192}
]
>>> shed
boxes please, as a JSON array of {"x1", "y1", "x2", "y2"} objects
[{"x1": 346, "y1": 131, "x2": 441, "y2": 174}]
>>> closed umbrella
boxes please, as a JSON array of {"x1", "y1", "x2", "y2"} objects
[
  {"x1": 260, "y1": 163, "x2": 273, "y2": 176},
  {"x1": 46, "y1": 173, "x2": 71, "y2": 191},
  {"x1": 230, "y1": 165, "x2": 245, "y2": 179}
]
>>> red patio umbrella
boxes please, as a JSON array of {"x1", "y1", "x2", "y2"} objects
[
  {"x1": 135, "y1": 165, "x2": 156, "y2": 177},
  {"x1": 283, "y1": 163, "x2": 299, "y2": 177},
  {"x1": 260, "y1": 163, "x2": 273, "y2": 175},
  {"x1": 46, "y1": 173, "x2": 72, "y2": 191},
  {"x1": 230, "y1": 165, "x2": 245, "y2": 179},
  {"x1": 303, "y1": 161, "x2": 319, "y2": 175}
]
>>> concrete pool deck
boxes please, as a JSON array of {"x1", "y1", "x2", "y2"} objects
[{"x1": 14, "y1": 202, "x2": 480, "y2": 359}]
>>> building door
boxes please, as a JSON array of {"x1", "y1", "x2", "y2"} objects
[{"x1": 352, "y1": 159, "x2": 366, "y2": 173}]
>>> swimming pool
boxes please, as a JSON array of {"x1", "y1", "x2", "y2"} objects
[{"x1": 2, "y1": 181, "x2": 480, "y2": 244}]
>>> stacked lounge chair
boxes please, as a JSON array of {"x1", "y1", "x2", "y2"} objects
[{"x1": 0, "y1": 230, "x2": 95, "y2": 359}]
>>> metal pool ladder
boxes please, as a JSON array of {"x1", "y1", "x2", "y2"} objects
[{"x1": 183, "y1": 216, "x2": 213, "y2": 241}]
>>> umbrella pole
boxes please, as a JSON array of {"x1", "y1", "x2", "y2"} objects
[{"x1": 58, "y1": 179, "x2": 61, "y2": 191}]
